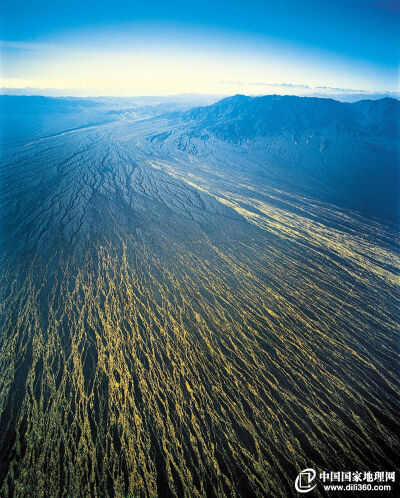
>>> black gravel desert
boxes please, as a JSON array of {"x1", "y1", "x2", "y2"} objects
[{"x1": 0, "y1": 95, "x2": 399, "y2": 497}]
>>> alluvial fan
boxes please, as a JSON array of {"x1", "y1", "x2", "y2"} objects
[{"x1": 0, "y1": 117, "x2": 399, "y2": 497}]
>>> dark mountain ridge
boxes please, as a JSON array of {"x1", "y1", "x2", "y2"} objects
[
  {"x1": 182, "y1": 94, "x2": 400, "y2": 140},
  {"x1": 170, "y1": 95, "x2": 400, "y2": 224}
]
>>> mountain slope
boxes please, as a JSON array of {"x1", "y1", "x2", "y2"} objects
[
  {"x1": 182, "y1": 94, "x2": 400, "y2": 139},
  {"x1": 170, "y1": 95, "x2": 400, "y2": 223}
]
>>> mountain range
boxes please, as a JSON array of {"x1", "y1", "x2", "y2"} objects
[{"x1": 164, "y1": 95, "x2": 400, "y2": 223}]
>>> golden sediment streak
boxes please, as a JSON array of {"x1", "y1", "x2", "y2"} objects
[
  {"x1": 0, "y1": 125, "x2": 399, "y2": 497},
  {"x1": 155, "y1": 161, "x2": 400, "y2": 287}
]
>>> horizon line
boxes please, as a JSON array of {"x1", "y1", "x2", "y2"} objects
[{"x1": 1, "y1": 87, "x2": 399, "y2": 99}]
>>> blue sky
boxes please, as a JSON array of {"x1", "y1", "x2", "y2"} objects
[{"x1": 1, "y1": 0, "x2": 399, "y2": 95}]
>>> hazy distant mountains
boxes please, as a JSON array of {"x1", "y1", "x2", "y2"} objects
[{"x1": 0, "y1": 94, "x2": 220, "y2": 143}]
